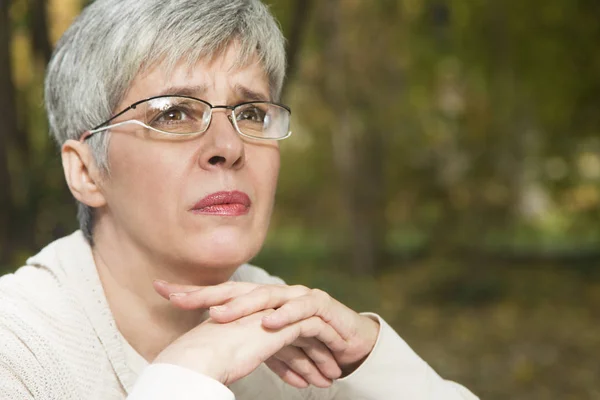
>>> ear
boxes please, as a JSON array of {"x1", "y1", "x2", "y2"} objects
[{"x1": 62, "y1": 139, "x2": 107, "y2": 208}]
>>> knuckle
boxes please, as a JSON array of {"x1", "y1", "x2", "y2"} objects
[
  {"x1": 294, "y1": 359, "x2": 314, "y2": 375},
  {"x1": 252, "y1": 285, "x2": 271, "y2": 297},
  {"x1": 310, "y1": 354, "x2": 330, "y2": 365},
  {"x1": 291, "y1": 285, "x2": 310, "y2": 295},
  {"x1": 252, "y1": 287, "x2": 274, "y2": 304},
  {"x1": 310, "y1": 288, "x2": 331, "y2": 302},
  {"x1": 300, "y1": 317, "x2": 320, "y2": 336}
]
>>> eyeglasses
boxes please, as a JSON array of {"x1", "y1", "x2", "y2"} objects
[{"x1": 80, "y1": 95, "x2": 292, "y2": 141}]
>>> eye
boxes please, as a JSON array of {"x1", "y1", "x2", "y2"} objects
[
  {"x1": 237, "y1": 106, "x2": 267, "y2": 123},
  {"x1": 156, "y1": 107, "x2": 189, "y2": 123}
]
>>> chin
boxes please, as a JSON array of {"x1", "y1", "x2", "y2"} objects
[
  {"x1": 197, "y1": 248, "x2": 253, "y2": 269},
  {"x1": 181, "y1": 228, "x2": 264, "y2": 269}
]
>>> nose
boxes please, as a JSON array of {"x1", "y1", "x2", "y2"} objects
[{"x1": 197, "y1": 109, "x2": 245, "y2": 170}]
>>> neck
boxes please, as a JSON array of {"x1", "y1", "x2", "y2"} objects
[{"x1": 91, "y1": 222, "x2": 237, "y2": 362}]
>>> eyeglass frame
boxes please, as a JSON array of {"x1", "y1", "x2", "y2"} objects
[{"x1": 79, "y1": 94, "x2": 292, "y2": 142}]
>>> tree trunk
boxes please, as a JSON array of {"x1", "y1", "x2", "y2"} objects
[
  {"x1": 281, "y1": 0, "x2": 314, "y2": 99},
  {"x1": 30, "y1": 0, "x2": 53, "y2": 64},
  {"x1": 323, "y1": 0, "x2": 385, "y2": 275},
  {"x1": 0, "y1": 0, "x2": 17, "y2": 263}
]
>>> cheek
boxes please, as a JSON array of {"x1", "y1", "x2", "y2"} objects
[
  {"x1": 104, "y1": 137, "x2": 186, "y2": 215},
  {"x1": 247, "y1": 145, "x2": 280, "y2": 201}
]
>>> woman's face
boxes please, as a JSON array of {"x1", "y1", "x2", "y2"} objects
[{"x1": 96, "y1": 45, "x2": 280, "y2": 271}]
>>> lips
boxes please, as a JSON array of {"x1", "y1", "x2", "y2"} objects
[{"x1": 190, "y1": 191, "x2": 251, "y2": 216}]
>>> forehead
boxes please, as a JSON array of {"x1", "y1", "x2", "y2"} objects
[{"x1": 125, "y1": 43, "x2": 270, "y2": 103}]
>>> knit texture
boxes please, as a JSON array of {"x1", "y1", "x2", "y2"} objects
[{"x1": 0, "y1": 231, "x2": 478, "y2": 399}]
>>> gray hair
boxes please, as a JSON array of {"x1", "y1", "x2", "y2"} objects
[{"x1": 45, "y1": 0, "x2": 287, "y2": 243}]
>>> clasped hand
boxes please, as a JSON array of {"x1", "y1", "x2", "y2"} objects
[{"x1": 153, "y1": 281, "x2": 380, "y2": 389}]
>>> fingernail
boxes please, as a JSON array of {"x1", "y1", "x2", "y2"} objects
[
  {"x1": 169, "y1": 292, "x2": 187, "y2": 298},
  {"x1": 154, "y1": 279, "x2": 168, "y2": 285},
  {"x1": 210, "y1": 305, "x2": 227, "y2": 313},
  {"x1": 262, "y1": 314, "x2": 277, "y2": 323}
]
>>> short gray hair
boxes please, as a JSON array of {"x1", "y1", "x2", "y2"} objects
[{"x1": 45, "y1": 0, "x2": 287, "y2": 243}]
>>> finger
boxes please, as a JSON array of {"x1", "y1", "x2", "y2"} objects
[
  {"x1": 264, "y1": 357, "x2": 309, "y2": 389},
  {"x1": 264, "y1": 291, "x2": 357, "y2": 341},
  {"x1": 273, "y1": 346, "x2": 332, "y2": 388},
  {"x1": 280, "y1": 316, "x2": 348, "y2": 354},
  {"x1": 153, "y1": 280, "x2": 195, "y2": 299},
  {"x1": 153, "y1": 280, "x2": 218, "y2": 300},
  {"x1": 261, "y1": 292, "x2": 322, "y2": 329},
  {"x1": 293, "y1": 338, "x2": 342, "y2": 380},
  {"x1": 209, "y1": 285, "x2": 310, "y2": 323},
  {"x1": 169, "y1": 282, "x2": 258, "y2": 310}
]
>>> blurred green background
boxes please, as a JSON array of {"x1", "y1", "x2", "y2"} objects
[{"x1": 1, "y1": 0, "x2": 600, "y2": 398}]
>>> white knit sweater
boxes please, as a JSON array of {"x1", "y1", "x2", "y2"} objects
[{"x1": 0, "y1": 232, "x2": 478, "y2": 399}]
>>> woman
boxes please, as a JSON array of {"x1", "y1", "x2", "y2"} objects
[{"x1": 0, "y1": 0, "x2": 478, "y2": 399}]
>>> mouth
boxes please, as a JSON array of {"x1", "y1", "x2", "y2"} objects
[{"x1": 190, "y1": 191, "x2": 251, "y2": 216}]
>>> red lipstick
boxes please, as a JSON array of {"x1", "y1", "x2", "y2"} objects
[{"x1": 190, "y1": 191, "x2": 251, "y2": 216}]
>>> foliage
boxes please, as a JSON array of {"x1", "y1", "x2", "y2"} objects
[{"x1": 1, "y1": 0, "x2": 600, "y2": 398}]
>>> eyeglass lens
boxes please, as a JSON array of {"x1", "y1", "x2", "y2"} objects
[{"x1": 134, "y1": 96, "x2": 289, "y2": 139}]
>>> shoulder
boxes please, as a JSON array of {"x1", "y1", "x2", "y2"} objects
[
  {"x1": 0, "y1": 233, "x2": 103, "y2": 356},
  {"x1": 0, "y1": 261, "x2": 93, "y2": 359},
  {"x1": 232, "y1": 263, "x2": 287, "y2": 285},
  {"x1": 0, "y1": 260, "x2": 82, "y2": 328},
  {"x1": 0, "y1": 266, "x2": 82, "y2": 397},
  {"x1": 0, "y1": 231, "x2": 95, "y2": 337},
  {"x1": 0, "y1": 263, "x2": 72, "y2": 328}
]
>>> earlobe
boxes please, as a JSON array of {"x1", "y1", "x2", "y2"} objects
[{"x1": 62, "y1": 139, "x2": 107, "y2": 208}]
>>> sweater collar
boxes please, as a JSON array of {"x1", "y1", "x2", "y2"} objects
[{"x1": 26, "y1": 230, "x2": 139, "y2": 394}]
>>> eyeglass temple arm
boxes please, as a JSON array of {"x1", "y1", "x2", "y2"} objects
[
  {"x1": 81, "y1": 120, "x2": 150, "y2": 142},
  {"x1": 81, "y1": 104, "x2": 142, "y2": 141},
  {"x1": 79, "y1": 131, "x2": 95, "y2": 142}
]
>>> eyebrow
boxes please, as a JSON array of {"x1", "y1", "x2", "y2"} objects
[
  {"x1": 155, "y1": 85, "x2": 208, "y2": 98},
  {"x1": 152, "y1": 83, "x2": 270, "y2": 103},
  {"x1": 234, "y1": 84, "x2": 270, "y2": 102}
]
